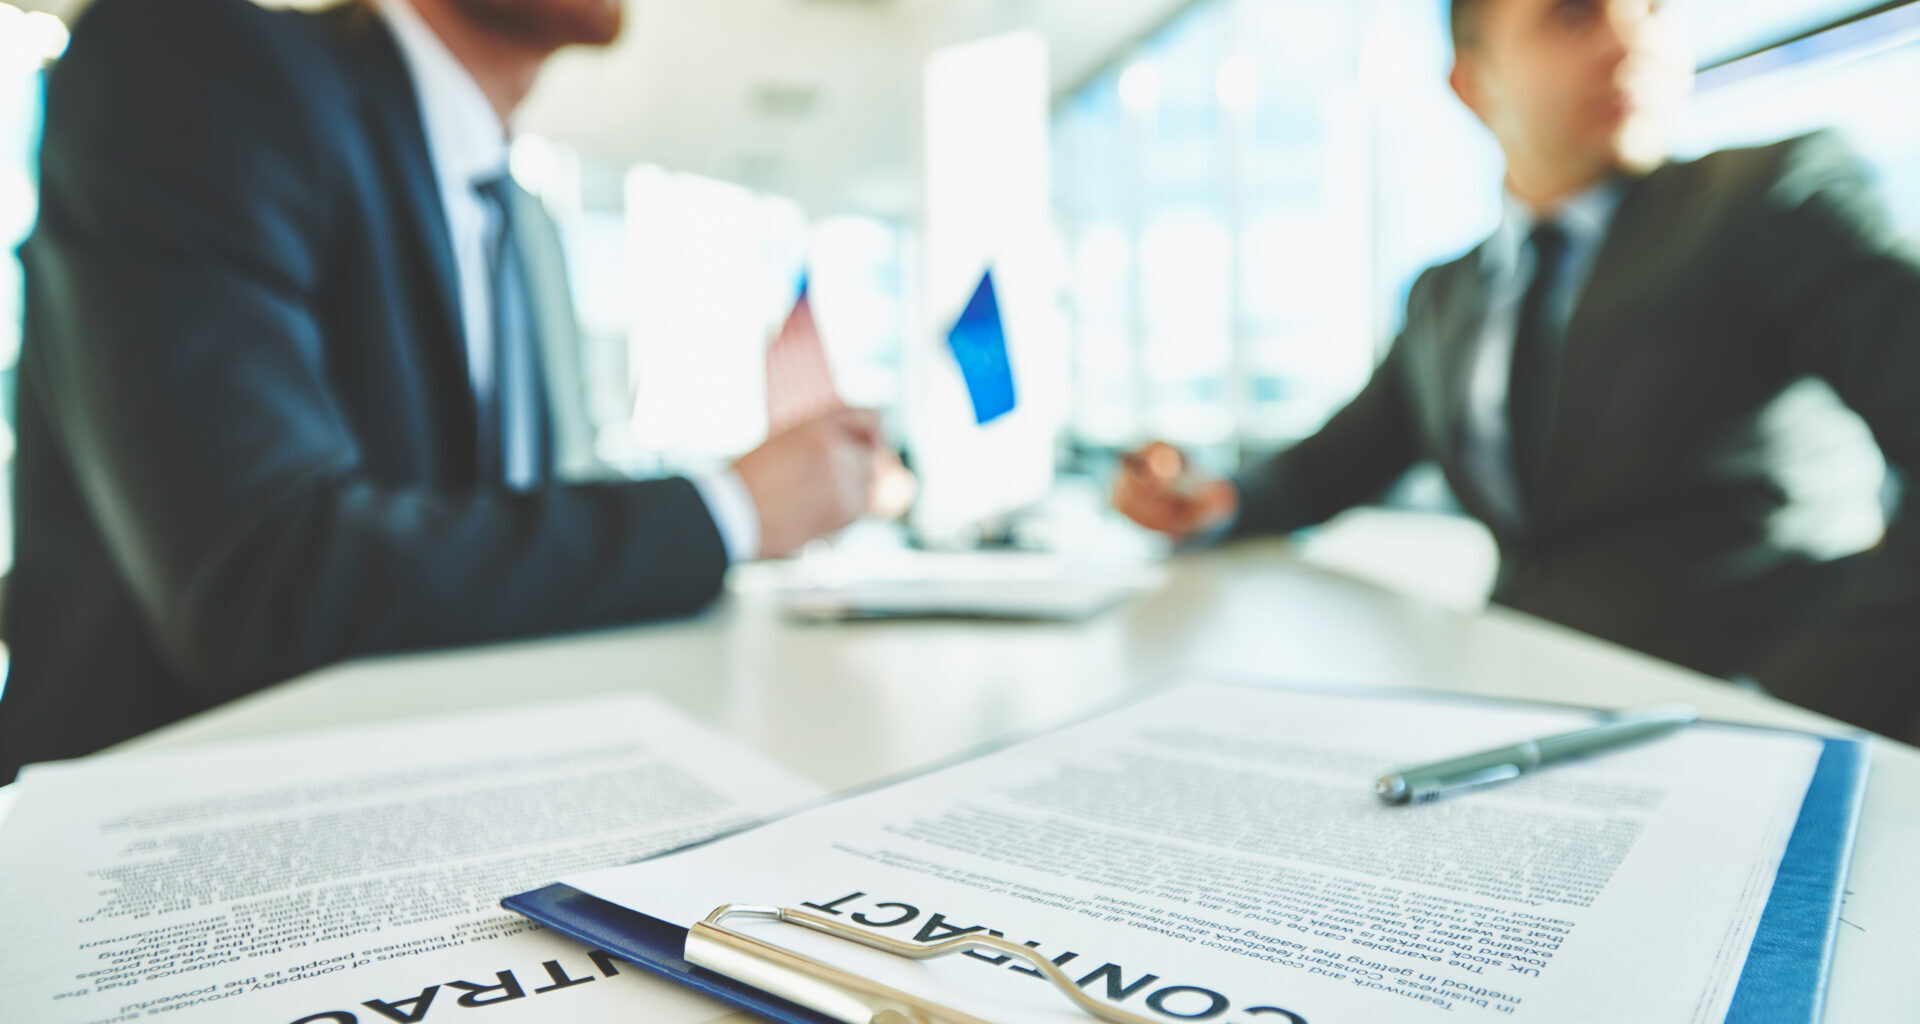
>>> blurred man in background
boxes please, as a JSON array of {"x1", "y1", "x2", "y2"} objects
[
  {"x1": 1117, "y1": 0, "x2": 1920, "y2": 739},
  {"x1": 1, "y1": 0, "x2": 887, "y2": 781}
]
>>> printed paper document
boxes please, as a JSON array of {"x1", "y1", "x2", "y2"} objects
[
  {"x1": 566, "y1": 682, "x2": 1824, "y2": 1024},
  {"x1": 0, "y1": 694, "x2": 822, "y2": 1024}
]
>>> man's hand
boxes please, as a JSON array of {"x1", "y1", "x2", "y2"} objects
[
  {"x1": 734, "y1": 407, "x2": 887, "y2": 558},
  {"x1": 1113, "y1": 441, "x2": 1238, "y2": 541}
]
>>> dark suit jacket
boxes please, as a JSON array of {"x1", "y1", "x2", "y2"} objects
[
  {"x1": 1, "y1": 0, "x2": 729, "y2": 781},
  {"x1": 1234, "y1": 133, "x2": 1920, "y2": 739}
]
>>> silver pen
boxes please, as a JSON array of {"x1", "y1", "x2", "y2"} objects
[{"x1": 1375, "y1": 703, "x2": 1700, "y2": 804}]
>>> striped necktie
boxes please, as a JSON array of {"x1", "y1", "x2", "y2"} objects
[{"x1": 473, "y1": 174, "x2": 552, "y2": 490}]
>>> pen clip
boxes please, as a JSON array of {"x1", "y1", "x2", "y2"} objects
[{"x1": 687, "y1": 904, "x2": 1161, "y2": 1024}]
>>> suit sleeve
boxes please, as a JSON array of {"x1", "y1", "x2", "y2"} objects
[
  {"x1": 24, "y1": 0, "x2": 728, "y2": 703},
  {"x1": 1745, "y1": 132, "x2": 1920, "y2": 737},
  {"x1": 1229, "y1": 297, "x2": 1425, "y2": 538}
]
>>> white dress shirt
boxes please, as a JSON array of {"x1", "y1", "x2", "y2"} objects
[
  {"x1": 1457, "y1": 179, "x2": 1627, "y2": 528},
  {"x1": 374, "y1": 0, "x2": 760, "y2": 561},
  {"x1": 376, "y1": 0, "x2": 505, "y2": 409}
]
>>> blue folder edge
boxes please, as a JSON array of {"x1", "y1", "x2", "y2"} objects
[
  {"x1": 503, "y1": 732, "x2": 1868, "y2": 1024},
  {"x1": 1724, "y1": 733, "x2": 1869, "y2": 1024}
]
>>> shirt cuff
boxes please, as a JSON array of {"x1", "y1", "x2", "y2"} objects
[{"x1": 691, "y1": 469, "x2": 761, "y2": 564}]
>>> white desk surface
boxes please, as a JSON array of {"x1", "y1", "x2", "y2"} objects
[{"x1": 55, "y1": 539, "x2": 1920, "y2": 1023}]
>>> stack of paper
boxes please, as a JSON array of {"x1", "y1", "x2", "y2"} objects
[
  {"x1": 0, "y1": 695, "x2": 823, "y2": 1024},
  {"x1": 517, "y1": 682, "x2": 1862, "y2": 1024}
]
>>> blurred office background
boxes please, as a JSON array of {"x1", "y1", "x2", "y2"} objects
[{"x1": 2, "y1": 0, "x2": 1917, "y2": 610}]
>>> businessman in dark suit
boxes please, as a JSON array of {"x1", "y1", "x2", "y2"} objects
[
  {"x1": 1, "y1": 0, "x2": 884, "y2": 781},
  {"x1": 1117, "y1": 0, "x2": 1920, "y2": 739}
]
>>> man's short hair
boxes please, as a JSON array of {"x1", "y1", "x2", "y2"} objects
[{"x1": 1451, "y1": 0, "x2": 1488, "y2": 49}]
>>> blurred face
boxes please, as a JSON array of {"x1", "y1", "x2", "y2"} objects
[
  {"x1": 452, "y1": 0, "x2": 624, "y2": 49},
  {"x1": 1452, "y1": 0, "x2": 1693, "y2": 191}
]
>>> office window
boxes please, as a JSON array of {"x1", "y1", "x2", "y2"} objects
[
  {"x1": 1, "y1": 7, "x2": 64, "y2": 582},
  {"x1": 1052, "y1": 0, "x2": 1492, "y2": 471},
  {"x1": 511, "y1": 136, "x2": 913, "y2": 474},
  {"x1": 612, "y1": 164, "x2": 910, "y2": 472},
  {"x1": 1053, "y1": 0, "x2": 1920, "y2": 479}
]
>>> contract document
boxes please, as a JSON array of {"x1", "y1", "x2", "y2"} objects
[
  {"x1": 0, "y1": 694, "x2": 823, "y2": 1024},
  {"x1": 560, "y1": 682, "x2": 1832, "y2": 1024}
]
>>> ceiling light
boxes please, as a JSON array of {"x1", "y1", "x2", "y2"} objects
[{"x1": 1118, "y1": 61, "x2": 1158, "y2": 114}]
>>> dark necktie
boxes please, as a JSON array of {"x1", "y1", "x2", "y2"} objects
[
  {"x1": 473, "y1": 175, "x2": 551, "y2": 490},
  {"x1": 1508, "y1": 221, "x2": 1571, "y2": 507}
]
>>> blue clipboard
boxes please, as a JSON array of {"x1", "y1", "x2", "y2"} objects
[
  {"x1": 503, "y1": 882, "x2": 841, "y2": 1024},
  {"x1": 503, "y1": 728, "x2": 1868, "y2": 1024}
]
